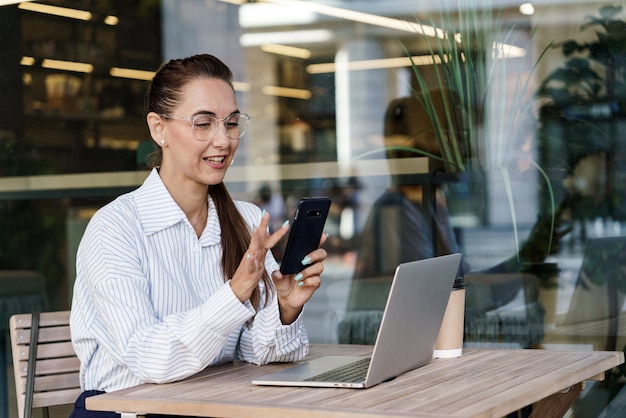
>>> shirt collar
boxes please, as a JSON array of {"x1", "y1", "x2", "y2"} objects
[
  {"x1": 134, "y1": 169, "x2": 221, "y2": 246},
  {"x1": 134, "y1": 168, "x2": 188, "y2": 235},
  {"x1": 200, "y1": 197, "x2": 221, "y2": 246}
]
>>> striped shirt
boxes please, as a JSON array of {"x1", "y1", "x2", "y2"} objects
[{"x1": 70, "y1": 168, "x2": 309, "y2": 392}]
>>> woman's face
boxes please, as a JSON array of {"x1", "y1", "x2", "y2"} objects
[{"x1": 157, "y1": 77, "x2": 241, "y2": 190}]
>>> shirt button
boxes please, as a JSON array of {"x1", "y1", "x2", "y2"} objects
[{"x1": 193, "y1": 245, "x2": 200, "y2": 252}]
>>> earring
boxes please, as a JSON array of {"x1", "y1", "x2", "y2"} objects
[{"x1": 160, "y1": 140, "x2": 166, "y2": 145}]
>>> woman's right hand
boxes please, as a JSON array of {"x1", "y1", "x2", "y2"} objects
[{"x1": 230, "y1": 211, "x2": 289, "y2": 302}]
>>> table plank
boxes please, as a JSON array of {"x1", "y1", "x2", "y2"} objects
[{"x1": 86, "y1": 345, "x2": 624, "y2": 418}]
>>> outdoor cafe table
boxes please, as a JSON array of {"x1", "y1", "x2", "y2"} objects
[{"x1": 86, "y1": 344, "x2": 624, "y2": 418}]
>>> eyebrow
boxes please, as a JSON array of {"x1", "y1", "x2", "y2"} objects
[{"x1": 193, "y1": 110, "x2": 241, "y2": 117}]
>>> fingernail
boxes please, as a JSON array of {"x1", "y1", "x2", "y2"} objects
[
  {"x1": 294, "y1": 273, "x2": 303, "y2": 282},
  {"x1": 297, "y1": 281, "x2": 304, "y2": 287},
  {"x1": 301, "y1": 256, "x2": 311, "y2": 265},
  {"x1": 261, "y1": 209, "x2": 266, "y2": 217},
  {"x1": 282, "y1": 220, "x2": 290, "y2": 228}
]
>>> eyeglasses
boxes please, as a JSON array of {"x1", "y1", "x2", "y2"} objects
[{"x1": 161, "y1": 113, "x2": 251, "y2": 140}]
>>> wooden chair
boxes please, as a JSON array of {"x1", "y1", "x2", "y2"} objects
[{"x1": 9, "y1": 311, "x2": 81, "y2": 418}]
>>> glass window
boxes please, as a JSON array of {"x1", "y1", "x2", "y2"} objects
[{"x1": 1, "y1": 1, "x2": 625, "y2": 415}]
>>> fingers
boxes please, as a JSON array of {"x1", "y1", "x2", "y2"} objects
[
  {"x1": 302, "y1": 247, "x2": 327, "y2": 267},
  {"x1": 295, "y1": 272, "x2": 321, "y2": 289},
  {"x1": 292, "y1": 265, "x2": 322, "y2": 292},
  {"x1": 245, "y1": 250, "x2": 259, "y2": 272},
  {"x1": 274, "y1": 264, "x2": 322, "y2": 290},
  {"x1": 250, "y1": 211, "x2": 270, "y2": 243},
  {"x1": 231, "y1": 249, "x2": 264, "y2": 302},
  {"x1": 232, "y1": 211, "x2": 289, "y2": 302},
  {"x1": 250, "y1": 211, "x2": 289, "y2": 250},
  {"x1": 264, "y1": 221, "x2": 289, "y2": 249},
  {"x1": 281, "y1": 248, "x2": 327, "y2": 287}
]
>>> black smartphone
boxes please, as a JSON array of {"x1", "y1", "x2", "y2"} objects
[{"x1": 279, "y1": 197, "x2": 331, "y2": 275}]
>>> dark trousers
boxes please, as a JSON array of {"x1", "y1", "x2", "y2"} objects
[
  {"x1": 70, "y1": 391, "x2": 180, "y2": 418},
  {"x1": 70, "y1": 391, "x2": 119, "y2": 418}
]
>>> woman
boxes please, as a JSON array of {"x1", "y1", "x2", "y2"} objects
[{"x1": 69, "y1": 54, "x2": 327, "y2": 417}]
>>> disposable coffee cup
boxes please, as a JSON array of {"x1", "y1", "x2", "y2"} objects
[{"x1": 434, "y1": 276, "x2": 466, "y2": 358}]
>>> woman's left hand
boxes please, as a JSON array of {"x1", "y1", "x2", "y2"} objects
[{"x1": 272, "y1": 234, "x2": 328, "y2": 324}]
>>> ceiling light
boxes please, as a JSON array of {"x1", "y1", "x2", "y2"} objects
[
  {"x1": 232, "y1": 81, "x2": 250, "y2": 92},
  {"x1": 20, "y1": 56, "x2": 35, "y2": 66},
  {"x1": 42, "y1": 59, "x2": 93, "y2": 73},
  {"x1": 307, "y1": 44, "x2": 525, "y2": 75},
  {"x1": 261, "y1": 44, "x2": 311, "y2": 59},
  {"x1": 262, "y1": 86, "x2": 311, "y2": 99},
  {"x1": 109, "y1": 67, "x2": 251, "y2": 91},
  {"x1": 494, "y1": 43, "x2": 526, "y2": 58},
  {"x1": 257, "y1": 0, "x2": 443, "y2": 38},
  {"x1": 0, "y1": 0, "x2": 32, "y2": 5},
  {"x1": 240, "y1": 29, "x2": 332, "y2": 46},
  {"x1": 306, "y1": 55, "x2": 441, "y2": 74},
  {"x1": 110, "y1": 67, "x2": 155, "y2": 81},
  {"x1": 18, "y1": 2, "x2": 92, "y2": 21},
  {"x1": 519, "y1": 3, "x2": 535, "y2": 16},
  {"x1": 104, "y1": 15, "x2": 119, "y2": 25},
  {"x1": 239, "y1": 2, "x2": 317, "y2": 28}
]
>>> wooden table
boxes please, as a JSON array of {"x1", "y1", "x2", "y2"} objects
[{"x1": 86, "y1": 344, "x2": 624, "y2": 418}]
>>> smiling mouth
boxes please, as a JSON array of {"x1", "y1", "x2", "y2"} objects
[{"x1": 204, "y1": 156, "x2": 226, "y2": 163}]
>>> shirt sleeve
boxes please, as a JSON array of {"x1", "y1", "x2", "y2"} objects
[
  {"x1": 237, "y1": 298, "x2": 310, "y2": 365},
  {"x1": 79, "y1": 208, "x2": 256, "y2": 384},
  {"x1": 236, "y1": 251, "x2": 310, "y2": 365}
]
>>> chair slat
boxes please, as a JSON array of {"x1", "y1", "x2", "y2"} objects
[
  {"x1": 32, "y1": 388, "x2": 83, "y2": 409},
  {"x1": 12, "y1": 311, "x2": 71, "y2": 328},
  {"x1": 13, "y1": 326, "x2": 72, "y2": 345},
  {"x1": 13, "y1": 341, "x2": 76, "y2": 361},
  {"x1": 15, "y1": 356, "x2": 81, "y2": 378},
  {"x1": 10, "y1": 311, "x2": 81, "y2": 418},
  {"x1": 16, "y1": 372, "x2": 81, "y2": 393}
]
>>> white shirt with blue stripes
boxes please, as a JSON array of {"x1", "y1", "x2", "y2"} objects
[{"x1": 70, "y1": 168, "x2": 309, "y2": 392}]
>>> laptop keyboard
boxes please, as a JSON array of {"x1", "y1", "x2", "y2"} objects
[{"x1": 304, "y1": 357, "x2": 371, "y2": 383}]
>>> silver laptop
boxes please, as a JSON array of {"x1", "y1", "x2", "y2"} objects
[{"x1": 252, "y1": 253, "x2": 462, "y2": 388}]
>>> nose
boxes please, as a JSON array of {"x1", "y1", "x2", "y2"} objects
[{"x1": 211, "y1": 121, "x2": 231, "y2": 147}]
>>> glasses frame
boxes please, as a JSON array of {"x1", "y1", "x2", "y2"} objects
[{"x1": 160, "y1": 113, "x2": 251, "y2": 141}]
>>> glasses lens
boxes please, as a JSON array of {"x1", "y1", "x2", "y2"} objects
[
  {"x1": 191, "y1": 114, "x2": 249, "y2": 140},
  {"x1": 226, "y1": 114, "x2": 249, "y2": 139},
  {"x1": 191, "y1": 114, "x2": 218, "y2": 140}
]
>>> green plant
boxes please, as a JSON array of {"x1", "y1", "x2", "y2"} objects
[
  {"x1": 536, "y1": 5, "x2": 626, "y2": 223},
  {"x1": 405, "y1": 0, "x2": 550, "y2": 171},
  {"x1": 537, "y1": 4, "x2": 626, "y2": 115},
  {"x1": 399, "y1": 0, "x2": 558, "y2": 256}
]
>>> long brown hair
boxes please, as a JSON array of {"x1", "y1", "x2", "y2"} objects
[{"x1": 146, "y1": 54, "x2": 271, "y2": 313}]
